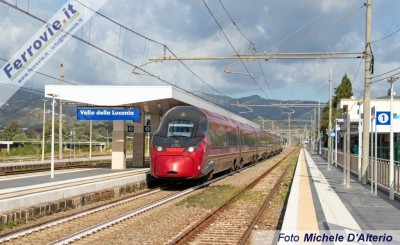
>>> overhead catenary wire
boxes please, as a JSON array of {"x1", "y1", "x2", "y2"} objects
[
  {"x1": 218, "y1": 0, "x2": 254, "y2": 47},
  {"x1": 266, "y1": 3, "x2": 366, "y2": 114},
  {"x1": 276, "y1": 4, "x2": 365, "y2": 53},
  {"x1": 371, "y1": 66, "x2": 400, "y2": 79},
  {"x1": 372, "y1": 71, "x2": 400, "y2": 84},
  {"x1": 347, "y1": 59, "x2": 400, "y2": 113},
  {"x1": 371, "y1": 26, "x2": 400, "y2": 44},
  {"x1": 0, "y1": 0, "x2": 222, "y2": 97},
  {"x1": 218, "y1": 0, "x2": 275, "y2": 99},
  {"x1": 256, "y1": 60, "x2": 275, "y2": 99},
  {"x1": 0, "y1": 82, "x2": 44, "y2": 95},
  {"x1": 153, "y1": 2, "x2": 364, "y2": 104},
  {"x1": 268, "y1": 11, "x2": 325, "y2": 52},
  {"x1": 203, "y1": 0, "x2": 270, "y2": 99},
  {"x1": 0, "y1": 0, "x2": 236, "y2": 114},
  {"x1": 348, "y1": 58, "x2": 364, "y2": 111},
  {"x1": 0, "y1": 57, "x2": 78, "y2": 86},
  {"x1": 175, "y1": 0, "x2": 321, "y2": 56},
  {"x1": 74, "y1": 0, "x2": 231, "y2": 100},
  {"x1": 242, "y1": 0, "x2": 322, "y2": 32}
]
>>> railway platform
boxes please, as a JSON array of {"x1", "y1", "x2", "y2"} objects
[
  {"x1": 0, "y1": 155, "x2": 134, "y2": 174},
  {"x1": 0, "y1": 166, "x2": 150, "y2": 225},
  {"x1": 275, "y1": 149, "x2": 400, "y2": 244}
]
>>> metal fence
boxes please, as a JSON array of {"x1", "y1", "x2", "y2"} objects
[
  {"x1": 320, "y1": 148, "x2": 400, "y2": 194},
  {"x1": 368, "y1": 146, "x2": 400, "y2": 161}
]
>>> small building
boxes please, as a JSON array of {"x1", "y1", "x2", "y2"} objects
[{"x1": 338, "y1": 98, "x2": 400, "y2": 161}]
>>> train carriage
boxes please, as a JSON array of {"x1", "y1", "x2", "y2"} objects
[{"x1": 150, "y1": 106, "x2": 282, "y2": 180}]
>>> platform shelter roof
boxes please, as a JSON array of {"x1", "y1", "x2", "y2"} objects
[{"x1": 45, "y1": 85, "x2": 260, "y2": 128}]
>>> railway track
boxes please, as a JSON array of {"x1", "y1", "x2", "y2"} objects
[
  {"x1": 0, "y1": 185, "x2": 180, "y2": 244},
  {"x1": 0, "y1": 171, "x2": 233, "y2": 244},
  {"x1": 0, "y1": 148, "x2": 297, "y2": 244},
  {"x1": 167, "y1": 149, "x2": 298, "y2": 245}
]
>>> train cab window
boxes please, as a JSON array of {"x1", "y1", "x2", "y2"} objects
[{"x1": 167, "y1": 120, "x2": 195, "y2": 137}]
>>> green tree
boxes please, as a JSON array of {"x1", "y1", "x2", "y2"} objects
[
  {"x1": 44, "y1": 122, "x2": 68, "y2": 139},
  {"x1": 13, "y1": 133, "x2": 29, "y2": 141},
  {"x1": 332, "y1": 74, "x2": 353, "y2": 108},
  {"x1": 1, "y1": 120, "x2": 23, "y2": 140},
  {"x1": 320, "y1": 74, "x2": 353, "y2": 145},
  {"x1": 26, "y1": 128, "x2": 39, "y2": 139}
]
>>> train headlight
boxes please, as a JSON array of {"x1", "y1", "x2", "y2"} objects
[
  {"x1": 187, "y1": 146, "x2": 195, "y2": 152},
  {"x1": 156, "y1": 146, "x2": 164, "y2": 152}
]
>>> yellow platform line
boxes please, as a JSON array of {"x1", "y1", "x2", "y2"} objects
[{"x1": 298, "y1": 150, "x2": 319, "y2": 231}]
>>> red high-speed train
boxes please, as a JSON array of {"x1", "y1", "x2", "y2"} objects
[{"x1": 150, "y1": 106, "x2": 282, "y2": 180}]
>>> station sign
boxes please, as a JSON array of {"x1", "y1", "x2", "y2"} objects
[
  {"x1": 77, "y1": 108, "x2": 141, "y2": 121},
  {"x1": 376, "y1": 111, "x2": 390, "y2": 125}
]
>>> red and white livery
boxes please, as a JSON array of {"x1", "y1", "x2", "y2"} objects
[{"x1": 150, "y1": 106, "x2": 282, "y2": 180}]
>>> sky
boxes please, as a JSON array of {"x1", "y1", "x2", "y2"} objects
[{"x1": 1, "y1": 0, "x2": 400, "y2": 104}]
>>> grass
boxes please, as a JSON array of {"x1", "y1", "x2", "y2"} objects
[
  {"x1": 0, "y1": 219, "x2": 27, "y2": 231},
  {"x1": 237, "y1": 191, "x2": 265, "y2": 205},
  {"x1": 180, "y1": 185, "x2": 237, "y2": 209},
  {"x1": 0, "y1": 144, "x2": 39, "y2": 157}
]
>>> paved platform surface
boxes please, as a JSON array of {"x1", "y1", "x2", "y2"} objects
[
  {"x1": 308, "y1": 151, "x2": 400, "y2": 231},
  {"x1": 0, "y1": 168, "x2": 137, "y2": 190},
  {"x1": 0, "y1": 167, "x2": 150, "y2": 214},
  {"x1": 0, "y1": 156, "x2": 112, "y2": 167},
  {"x1": 277, "y1": 149, "x2": 400, "y2": 245}
]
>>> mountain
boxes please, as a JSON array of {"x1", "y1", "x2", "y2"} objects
[
  {"x1": 195, "y1": 92, "x2": 318, "y2": 122},
  {"x1": 0, "y1": 89, "x2": 319, "y2": 131},
  {"x1": 0, "y1": 90, "x2": 77, "y2": 130}
]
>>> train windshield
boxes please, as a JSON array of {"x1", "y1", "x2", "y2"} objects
[
  {"x1": 153, "y1": 106, "x2": 208, "y2": 138},
  {"x1": 167, "y1": 120, "x2": 195, "y2": 137}
]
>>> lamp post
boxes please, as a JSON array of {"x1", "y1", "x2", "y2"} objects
[
  {"x1": 328, "y1": 69, "x2": 333, "y2": 170},
  {"x1": 89, "y1": 120, "x2": 92, "y2": 159},
  {"x1": 42, "y1": 99, "x2": 47, "y2": 161},
  {"x1": 73, "y1": 127, "x2": 76, "y2": 158},
  {"x1": 388, "y1": 76, "x2": 399, "y2": 200},
  {"x1": 334, "y1": 119, "x2": 338, "y2": 167},
  {"x1": 50, "y1": 94, "x2": 57, "y2": 179},
  {"x1": 357, "y1": 101, "x2": 363, "y2": 181},
  {"x1": 81, "y1": 133, "x2": 92, "y2": 159}
]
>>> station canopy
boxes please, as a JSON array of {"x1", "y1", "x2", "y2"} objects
[{"x1": 45, "y1": 85, "x2": 260, "y2": 128}]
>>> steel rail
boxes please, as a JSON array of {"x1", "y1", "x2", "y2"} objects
[
  {"x1": 168, "y1": 149, "x2": 296, "y2": 245},
  {"x1": 1, "y1": 153, "x2": 285, "y2": 244},
  {"x1": 0, "y1": 187, "x2": 163, "y2": 243},
  {"x1": 47, "y1": 168, "x2": 244, "y2": 244},
  {"x1": 238, "y1": 151, "x2": 296, "y2": 244}
]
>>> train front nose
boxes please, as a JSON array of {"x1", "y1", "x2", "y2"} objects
[{"x1": 154, "y1": 156, "x2": 194, "y2": 178}]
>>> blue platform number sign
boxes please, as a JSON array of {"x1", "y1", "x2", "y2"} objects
[{"x1": 376, "y1": 111, "x2": 390, "y2": 125}]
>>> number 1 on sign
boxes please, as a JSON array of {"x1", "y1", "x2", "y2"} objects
[{"x1": 378, "y1": 113, "x2": 389, "y2": 124}]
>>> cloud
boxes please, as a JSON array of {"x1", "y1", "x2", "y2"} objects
[
  {"x1": 318, "y1": 1, "x2": 356, "y2": 12},
  {"x1": 1, "y1": 0, "x2": 400, "y2": 104}
]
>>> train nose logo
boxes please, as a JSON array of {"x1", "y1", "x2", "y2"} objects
[{"x1": 172, "y1": 143, "x2": 180, "y2": 147}]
